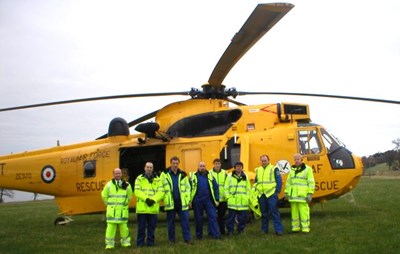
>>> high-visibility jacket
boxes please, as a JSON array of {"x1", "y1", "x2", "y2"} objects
[
  {"x1": 190, "y1": 171, "x2": 219, "y2": 206},
  {"x1": 249, "y1": 186, "x2": 261, "y2": 219},
  {"x1": 224, "y1": 172, "x2": 250, "y2": 211},
  {"x1": 209, "y1": 168, "x2": 228, "y2": 202},
  {"x1": 134, "y1": 173, "x2": 164, "y2": 214},
  {"x1": 161, "y1": 169, "x2": 191, "y2": 211},
  {"x1": 101, "y1": 179, "x2": 133, "y2": 223},
  {"x1": 254, "y1": 163, "x2": 278, "y2": 198},
  {"x1": 284, "y1": 163, "x2": 315, "y2": 203}
]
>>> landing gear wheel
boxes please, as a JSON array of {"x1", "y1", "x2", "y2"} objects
[{"x1": 54, "y1": 216, "x2": 73, "y2": 225}]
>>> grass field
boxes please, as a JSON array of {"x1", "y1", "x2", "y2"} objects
[
  {"x1": 1, "y1": 177, "x2": 399, "y2": 254},
  {"x1": 363, "y1": 162, "x2": 400, "y2": 177}
]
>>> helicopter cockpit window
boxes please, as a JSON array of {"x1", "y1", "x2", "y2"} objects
[
  {"x1": 83, "y1": 160, "x2": 96, "y2": 178},
  {"x1": 321, "y1": 128, "x2": 343, "y2": 153},
  {"x1": 298, "y1": 129, "x2": 322, "y2": 155},
  {"x1": 167, "y1": 109, "x2": 242, "y2": 138},
  {"x1": 320, "y1": 128, "x2": 355, "y2": 169}
]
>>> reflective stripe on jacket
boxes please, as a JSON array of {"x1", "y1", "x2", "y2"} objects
[
  {"x1": 101, "y1": 180, "x2": 133, "y2": 223},
  {"x1": 284, "y1": 163, "x2": 315, "y2": 202},
  {"x1": 224, "y1": 172, "x2": 250, "y2": 211},
  {"x1": 161, "y1": 170, "x2": 191, "y2": 211},
  {"x1": 134, "y1": 174, "x2": 164, "y2": 214},
  {"x1": 209, "y1": 169, "x2": 228, "y2": 202},
  {"x1": 190, "y1": 171, "x2": 219, "y2": 206},
  {"x1": 254, "y1": 163, "x2": 277, "y2": 198}
]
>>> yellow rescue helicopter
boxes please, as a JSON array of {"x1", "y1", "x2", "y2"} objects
[{"x1": 0, "y1": 3, "x2": 399, "y2": 225}]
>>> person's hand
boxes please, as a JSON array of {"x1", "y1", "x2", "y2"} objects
[
  {"x1": 146, "y1": 198, "x2": 155, "y2": 206},
  {"x1": 283, "y1": 194, "x2": 289, "y2": 201},
  {"x1": 306, "y1": 194, "x2": 312, "y2": 204},
  {"x1": 215, "y1": 201, "x2": 220, "y2": 207}
]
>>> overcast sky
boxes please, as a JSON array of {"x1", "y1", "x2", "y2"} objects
[{"x1": 1, "y1": 0, "x2": 399, "y2": 160}]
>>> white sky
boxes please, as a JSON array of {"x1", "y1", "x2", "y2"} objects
[{"x1": 0, "y1": 0, "x2": 399, "y2": 160}]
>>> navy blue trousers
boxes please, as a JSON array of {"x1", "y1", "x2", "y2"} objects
[
  {"x1": 166, "y1": 205, "x2": 191, "y2": 242},
  {"x1": 193, "y1": 198, "x2": 220, "y2": 239},
  {"x1": 259, "y1": 193, "x2": 283, "y2": 234},
  {"x1": 216, "y1": 201, "x2": 227, "y2": 234},
  {"x1": 136, "y1": 213, "x2": 157, "y2": 246},
  {"x1": 226, "y1": 209, "x2": 248, "y2": 233}
]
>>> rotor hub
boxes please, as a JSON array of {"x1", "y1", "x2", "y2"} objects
[{"x1": 189, "y1": 85, "x2": 238, "y2": 99}]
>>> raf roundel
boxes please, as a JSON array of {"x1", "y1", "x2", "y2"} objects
[{"x1": 41, "y1": 165, "x2": 56, "y2": 183}]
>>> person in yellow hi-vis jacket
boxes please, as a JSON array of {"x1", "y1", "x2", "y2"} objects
[
  {"x1": 134, "y1": 162, "x2": 164, "y2": 247},
  {"x1": 160, "y1": 156, "x2": 192, "y2": 244},
  {"x1": 209, "y1": 158, "x2": 228, "y2": 235},
  {"x1": 254, "y1": 154, "x2": 283, "y2": 235},
  {"x1": 224, "y1": 162, "x2": 251, "y2": 235},
  {"x1": 101, "y1": 168, "x2": 133, "y2": 249},
  {"x1": 284, "y1": 154, "x2": 315, "y2": 233}
]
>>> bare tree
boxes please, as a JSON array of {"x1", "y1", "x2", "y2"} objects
[
  {"x1": 392, "y1": 138, "x2": 400, "y2": 151},
  {"x1": 391, "y1": 139, "x2": 400, "y2": 171},
  {"x1": 0, "y1": 188, "x2": 15, "y2": 203}
]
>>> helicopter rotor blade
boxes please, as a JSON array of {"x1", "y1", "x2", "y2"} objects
[
  {"x1": 207, "y1": 3, "x2": 294, "y2": 86},
  {"x1": 96, "y1": 110, "x2": 159, "y2": 139},
  {"x1": 126, "y1": 110, "x2": 158, "y2": 128},
  {"x1": 226, "y1": 98, "x2": 247, "y2": 106},
  {"x1": 0, "y1": 92, "x2": 189, "y2": 112},
  {"x1": 237, "y1": 91, "x2": 400, "y2": 105}
]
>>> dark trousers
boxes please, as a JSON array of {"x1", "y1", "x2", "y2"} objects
[
  {"x1": 137, "y1": 213, "x2": 157, "y2": 246},
  {"x1": 193, "y1": 198, "x2": 220, "y2": 239},
  {"x1": 259, "y1": 193, "x2": 283, "y2": 233},
  {"x1": 226, "y1": 209, "x2": 248, "y2": 233},
  {"x1": 166, "y1": 205, "x2": 191, "y2": 242},
  {"x1": 216, "y1": 201, "x2": 227, "y2": 234}
]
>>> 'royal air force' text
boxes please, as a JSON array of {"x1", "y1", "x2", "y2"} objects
[{"x1": 60, "y1": 150, "x2": 110, "y2": 164}]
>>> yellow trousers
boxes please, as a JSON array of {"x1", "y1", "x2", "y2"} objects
[
  {"x1": 290, "y1": 202, "x2": 310, "y2": 232},
  {"x1": 105, "y1": 223, "x2": 131, "y2": 248}
]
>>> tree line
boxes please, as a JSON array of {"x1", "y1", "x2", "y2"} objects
[{"x1": 362, "y1": 138, "x2": 400, "y2": 171}]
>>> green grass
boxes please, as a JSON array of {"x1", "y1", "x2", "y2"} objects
[
  {"x1": 364, "y1": 162, "x2": 400, "y2": 176},
  {"x1": 1, "y1": 177, "x2": 400, "y2": 254}
]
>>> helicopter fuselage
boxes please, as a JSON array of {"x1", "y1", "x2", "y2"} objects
[{"x1": 0, "y1": 99, "x2": 363, "y2": 216}]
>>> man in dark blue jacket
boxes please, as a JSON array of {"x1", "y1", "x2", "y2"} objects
[{"x1": 190, "y1": 161, "x2": 220, "y2": 240}]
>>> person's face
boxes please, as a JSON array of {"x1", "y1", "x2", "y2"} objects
[
  {"x1": 294, "y1": 155, "x2": 302, "y2": 166},
  {"x1": 113, "y1": 168, "x2": 122, "y2": 180},
  {"x1": 171, "y1": 159, "x2": 179, "y2": 170},
  {"x1": 260, "y1": 156, "x2": 269, "y2": 167},
  {"x1": 213, "y1": 161, "x2": 221, "y2": 171},
  {"x1": 235, "y1": 165, "x2": 243, "y2": 173},
  {"x1": 198, "y1": 162, "x2": 207, "y2": 173},
  {"x1": 144, "y1": 163, "x2": 153, "y2": 175}
]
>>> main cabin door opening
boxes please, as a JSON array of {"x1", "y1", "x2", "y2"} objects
[{"x1": 119, "y1": 146, "x2": 166, "y2": 186}]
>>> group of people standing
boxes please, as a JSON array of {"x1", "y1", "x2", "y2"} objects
[{"x1": 100, "y1": 153, "x2": 315, "y2": 249}]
